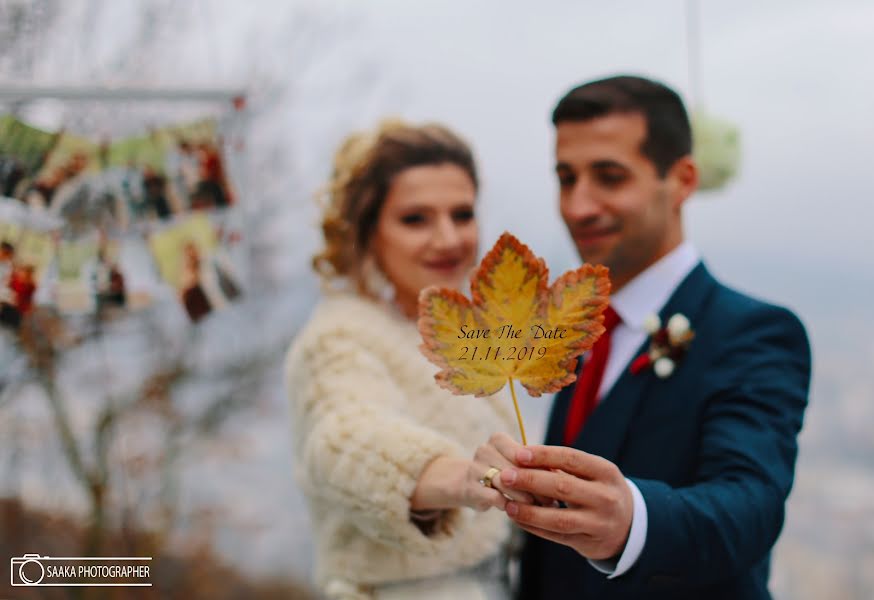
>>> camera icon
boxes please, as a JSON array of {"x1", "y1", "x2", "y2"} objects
[{"x1": 10, "y1": 554, "x2": 47, "y2": 586}]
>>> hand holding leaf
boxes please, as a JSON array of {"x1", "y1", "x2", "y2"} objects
[{"x1": 418, "y1": 232, "x2": 610, "y2": 443}]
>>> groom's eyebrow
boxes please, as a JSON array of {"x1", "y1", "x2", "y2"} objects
[
  {"x1": 555, "y1": 160, "x2": 629, "y2": 173},
  {"x1": 591, "y1": 159, "x2": 628, "y2": 171}
]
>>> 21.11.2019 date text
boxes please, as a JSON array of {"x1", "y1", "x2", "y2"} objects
[{"x1": 457, "y1": 346, "x2": 547, "y2": 361}]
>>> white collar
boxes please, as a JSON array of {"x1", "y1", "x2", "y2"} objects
[{"x1": 609, "y1": 241, "x2": 700, "y2": 330}]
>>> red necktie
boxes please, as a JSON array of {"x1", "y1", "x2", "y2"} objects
[{"x1": 563, "y1": 306, "x2": 621, "y2": 445}]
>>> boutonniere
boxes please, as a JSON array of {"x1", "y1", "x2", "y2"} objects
[{"x1": 630, "y1": 313, "x2": 695, "y2": 378}]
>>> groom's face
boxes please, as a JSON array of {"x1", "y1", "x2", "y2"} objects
[{"x1": 555, "y1": 112, "x2": 685, "y2": 291}]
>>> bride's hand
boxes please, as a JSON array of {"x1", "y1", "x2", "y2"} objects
[
  {"x1": 410, "y1": 436, "x2": 538, "y2": 512},
  {"x1": 470, "y1": 434, "x2": 540, "y2": 508},
  {"x1": 481, "y1": 432, "x2": 559, "y2": 508}
]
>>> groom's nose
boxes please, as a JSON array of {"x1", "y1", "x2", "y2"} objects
[{"x1": 561, "y1": 177, "x2": 604, "y2": 223}]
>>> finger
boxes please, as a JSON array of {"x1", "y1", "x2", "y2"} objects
[
  {"x1": 473, "y1": 442, "x2": 518, "y2": 472},
  {"x1": 471, "y1": 461, "x2": 535, "y2": 505},
  {"x1": 474, "y1": 436, "x2": 535, "y2": 504},
  {"x1": 495, "y1": 479, "x2": 537, "y2": 506},
  {"x1": 472, "y1": 485, "x2": 508, "y2": 512},
  {"x1": 489, "y1": 442, "x2": 554, "y2": 509},
  {"x1": 501, "y1": 467, "x2": 601, "y2": 506},
  {"x1": 478, "y1": 434, "x2": 549, "y2": 506},
  {"x1": 488, "y1": 432, "x2": 526, "y2": 463},
  {"x1": 505, "y1": 501, "x2": 597, "y2": 535},
  {"x1": 516, "y1": 445, "x2": 615, "y2": 481}
]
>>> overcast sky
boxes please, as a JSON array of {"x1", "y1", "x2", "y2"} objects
[
  {"x1": 5, "y1": 0, "x2": 873, "y2": 353},
  {"x1": 344, "y1": 0, "x2": 874, "y2": 351}
]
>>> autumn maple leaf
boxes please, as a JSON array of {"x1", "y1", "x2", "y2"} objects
[{"x1": 418, "y1": 232, "x2": 610, "y2": 442}]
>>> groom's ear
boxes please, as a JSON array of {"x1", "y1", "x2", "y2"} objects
[{"x1": 666, "y1": 156, "x2": 698, "y2": 210}]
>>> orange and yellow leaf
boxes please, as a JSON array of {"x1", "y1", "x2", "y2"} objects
[{"x1": 418, "y1": 232, "x2": 611, "y2": 400}]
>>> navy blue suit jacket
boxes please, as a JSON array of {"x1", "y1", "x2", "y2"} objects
[{"x1": 516, "y1": 262, "x2": 811, "y2": 600}]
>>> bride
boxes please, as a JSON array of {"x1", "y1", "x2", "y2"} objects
[{"x1": 285, "y1": 119, "x2": 531, "y2": 600}]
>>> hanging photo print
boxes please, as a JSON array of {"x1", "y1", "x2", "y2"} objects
[
  {"x1": 0, "y1": 196, "x2": 60, "y2": 330},
  {"x1": 0, "y1": 113, "x2": 245, "y2": 325},
  {"x1": 148, "y1": 213, "x2": 243, "y2": 323}
]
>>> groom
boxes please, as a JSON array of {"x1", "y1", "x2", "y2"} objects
[{"x1": 492, "y1": 75, "x2": 811, "y2": 599}]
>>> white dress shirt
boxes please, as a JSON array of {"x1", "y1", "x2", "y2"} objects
[{"x1": 587, "y1": 241, "x2": 700, "y2": 578}]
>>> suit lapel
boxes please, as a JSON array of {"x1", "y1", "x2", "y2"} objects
[
  {"x1": 568, "y1": 262, "x2": 718, "y2": 461},
  {"x1": 573, "y1": 336, "x2": 654, "y2": 460}
]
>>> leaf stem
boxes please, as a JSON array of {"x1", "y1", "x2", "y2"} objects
[{"x1": 508, "y1": 377, "x2": 527, "y2": 445}]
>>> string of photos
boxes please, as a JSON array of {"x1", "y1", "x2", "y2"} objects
[{"x1": 0, "y1": 111, "x2": 246, "y2": 332}]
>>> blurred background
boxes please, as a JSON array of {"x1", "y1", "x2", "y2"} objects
[{"x1": 0, "y1": 1, "x2": 872, "y2": 598}]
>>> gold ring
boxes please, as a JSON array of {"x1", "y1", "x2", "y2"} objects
[{"x1": 479, "y1": 467, "x2": 501, "y2": 489}]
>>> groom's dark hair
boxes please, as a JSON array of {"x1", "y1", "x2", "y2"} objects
[{"x1": 552, "y1": 75, "x2": 692, "y2": 178}]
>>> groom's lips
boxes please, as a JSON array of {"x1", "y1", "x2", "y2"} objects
[{"x1": 574, "y1": 227, "x2": 619, "y2": 246}]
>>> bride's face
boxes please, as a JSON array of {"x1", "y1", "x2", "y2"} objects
[{"x1": 371, "y1": 163, "x2": 479, "y2": 317}]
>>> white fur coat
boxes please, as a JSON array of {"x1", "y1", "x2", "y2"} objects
[{"x1": 285, "y1": 293, "x2": 514, "y2": 598}]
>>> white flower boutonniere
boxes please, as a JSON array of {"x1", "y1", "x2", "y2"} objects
[{"x1": 630, "y1": 313, "x2": 695, "y2": 378}]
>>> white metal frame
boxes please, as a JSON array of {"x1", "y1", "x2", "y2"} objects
[{"x1": 0, "y1": 84, "x2": 245, "y2": 104}]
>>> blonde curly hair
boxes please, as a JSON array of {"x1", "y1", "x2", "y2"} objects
[{"x1": 312, "y1": 119, "x2": 478, "y2": 293}]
